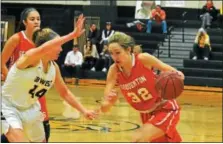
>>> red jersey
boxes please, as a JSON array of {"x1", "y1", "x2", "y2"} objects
[
  {"x1": 9, "y1": 31, "x2": 49, "y2": 121},
  {"x1": 117, "y1": 54, "x2": 161, "y2": 111},
  {"x1": 9, "y1": 31, "x2": 34, "y2": 68}
]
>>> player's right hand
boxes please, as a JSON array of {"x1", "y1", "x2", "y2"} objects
[
  {"x1": 104, "y1": 89, "x2": 118, "y2": 103},
  {"x1": 82, "y1": 109, "x2": 99, "y2": 120}
]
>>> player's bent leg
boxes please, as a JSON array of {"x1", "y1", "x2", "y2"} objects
[
  {"x1": 132, "y1": 123, "x2": 165, "y2": 142},
  {"x1": 5, "y1": 127, "x2": 29, "y2": 142},
  {"x1": 138, "y1": 100, "x2": 182, "y2": 142}
]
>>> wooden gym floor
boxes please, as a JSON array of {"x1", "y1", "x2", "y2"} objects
[{"x1": 45, "y1": 82, "x2": 222, "y2": 142}]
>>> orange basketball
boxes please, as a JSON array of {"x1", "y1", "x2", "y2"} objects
[{"x1": 155, "y1": 71, "x2": 184, "y2": 100}]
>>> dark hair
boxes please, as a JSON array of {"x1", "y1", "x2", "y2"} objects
[
  {"x1": 16, "y1": 7, "x2": 40, "y2": 32},
  {"x1": 32, "y1": 28, "x2": 59, "y2": 47},
  {"x1": 156, "y1": 5, "x2": 162, "y2": 9},
  {"x1": 86, "y1": 40, "x2": 93, "y2": 51}
]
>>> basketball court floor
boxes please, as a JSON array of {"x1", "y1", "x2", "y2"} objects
[{"x1": 45, "y1": 85, "x2": 222, "y2": 142}]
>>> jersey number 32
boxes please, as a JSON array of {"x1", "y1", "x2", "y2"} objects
[{"x1": 127, "y1": 88, "x2": 152, "y2": 103}]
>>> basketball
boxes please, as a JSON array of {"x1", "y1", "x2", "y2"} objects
[{"x1": 155, "y1": 71, "x2": 184, "y2": 100}]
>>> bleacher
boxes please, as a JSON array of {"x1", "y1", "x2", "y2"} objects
[
  {"x1": 87, "y1": 10, "x2": 222, "y2": 87},
  {"x1": 181, "y1": 28, "x2": 223, "y2": 87}
]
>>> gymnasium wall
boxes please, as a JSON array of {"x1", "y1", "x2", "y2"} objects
[
  {"x1": 1, "y1": 1, "x2": 222, "y2": 67},
  {"x1": 2, "y1": 0, "x2": 222, "y2": 9}
]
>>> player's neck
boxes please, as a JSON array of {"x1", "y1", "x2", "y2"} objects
[
  {"x1": 24, "y1": 29, "x2": 34, "y2": 43},
  {"x1": 121, "y1": 54, "x2": 133, "y2": 76}
]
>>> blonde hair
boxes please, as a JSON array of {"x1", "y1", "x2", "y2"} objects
[
  {"x1": 133, "y1": 45, "x2": 143, "y2": 54},
  {"x1": 108, "y1": 31, "x2": 135, "y2": 50},
  {"x1": 32, "y1": 28, "x2": 59, "y2": 47}
]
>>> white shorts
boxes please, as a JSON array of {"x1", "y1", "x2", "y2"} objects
[{"x1": 1, "y1": 97, "x2": 45, "y2": 142}]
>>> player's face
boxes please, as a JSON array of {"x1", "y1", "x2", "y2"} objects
[
  {"x1": 108, "y1": 43, "x2": 131, "y2": 66},
  {"x1": 24, "y1": 11, "x2": 41, "y2": 32},
  {"x1": 48, "y1": 36, "x2": 62, "y2": 60}
]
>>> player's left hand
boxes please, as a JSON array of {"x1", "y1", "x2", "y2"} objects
[
  {"x1": 73, "y1": 14, "x2": 85, "y2": 38},
  {"x1": 82, "y1": 109, "x2": 99, "y2": 120}
]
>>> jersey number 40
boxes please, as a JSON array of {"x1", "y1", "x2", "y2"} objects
[{"x1": 29, "y1": 85, "x2": 47, "y2": 98}]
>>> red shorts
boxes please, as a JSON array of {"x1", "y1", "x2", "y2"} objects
[
  {"x1": 140, "y1": 99, "x2": 182, "y2": 142},
  {"x1": 38, "y1": 96, "x2": 49, "y2": 121}
]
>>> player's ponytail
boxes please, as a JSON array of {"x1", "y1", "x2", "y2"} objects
[{"x1": 108, "y1": 31, "x2": 135, "y2": 51}]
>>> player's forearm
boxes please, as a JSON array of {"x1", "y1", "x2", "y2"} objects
[
  {"x1": 62, "y1": 91, "x2": 87, "y2": 114},
  {"x1": 100, "y1": 90, "x2": 118, "y2": 113},
  {"x1": 40, "y1": 32, "x2": 75, "y2": 54},
  {"x1": 161, "y1": 63, "x2": 178, "y2": 72}
]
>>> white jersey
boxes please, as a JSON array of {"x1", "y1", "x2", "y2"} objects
[{"x1": 2, "y1": 60, "x2": 56, "y2": 109}]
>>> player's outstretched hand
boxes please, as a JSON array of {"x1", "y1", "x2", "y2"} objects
[
  {"x1": 82, "y1": 109, "x2": 99, "y2": 120},
  {"x1": 73, "y1": 14, "x2": 85, "y2": 38}
]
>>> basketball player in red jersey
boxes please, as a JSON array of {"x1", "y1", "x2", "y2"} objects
[
  {"x1": 98, "y1": 32, "x2": 184, "y2": 142},
  {"x1": 1, "y1": 8, "x2": 50, "y2": 142}
]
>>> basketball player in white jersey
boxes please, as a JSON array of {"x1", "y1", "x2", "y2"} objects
[{"x1": 1, "y1": 15, "x2": 98, "y2": 142}]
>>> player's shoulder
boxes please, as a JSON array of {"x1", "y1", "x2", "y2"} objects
[
  {"x1": 8, "y1": 32, "x2": 21, "y2": 42},
  {"x1": 137, "y1": 53, "x2": 155, "y2": 66},
  {"x1": 137, "y1": 53, "x2": 152, "y2": 61}
]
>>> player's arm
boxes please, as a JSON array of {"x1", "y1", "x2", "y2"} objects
[
  {"x1": 99, "y1": 64, "x2": 119, "y2": 113},
  {"x1": 1, "y1": 33, "x2": 20, "y2": 79},
  {"x1": 138, "y1": 53, "x2": 184, "y2": 78},
  {"x1": 53, "y1": 63, "x2": 96, "y2": 119},
  {"x1": 16, "y1": 15, "x2": 85, "y2": 69}
]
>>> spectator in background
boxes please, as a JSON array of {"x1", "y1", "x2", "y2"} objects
[
  {"x1": 87, "y1": 23, "x2": 100, "y2": 52},
  {"x1": 82, "y1": 40, "x2": 99, "y2": 70},
  {"x1": 217, "y1": 5, "x2": 223, "y2": 29},
  {"x1": 91, "y1": 44, "x2": 111, "y2": 72},
  {"x1": 61, "y1": 44, "x2": 83, "y2": 78},
  {"x1": 146, "y1": 5, "x2": 167, "y2": 34},
  {"x1": 100, "y1": 22, "x2": 114, "y2": 45},
  {"x1": 192, "y1": 28, "x2": 211, "y2": 60},
  {"x1": 126, "y1": 20, "x2": 146, "y2": 32},
  {"x1": 200, "y1": 0, "x2": 218, "y2": 29}
]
